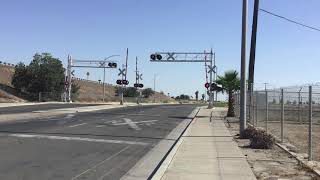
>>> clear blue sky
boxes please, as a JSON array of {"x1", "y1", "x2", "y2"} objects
[{"x1": 1, "y1": 0, "x2": 319, "y2": 98}]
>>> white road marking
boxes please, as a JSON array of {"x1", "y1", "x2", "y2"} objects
[
  {"x1": 65, "y1": 114, "x2": 75, "y2": 119},
  {"x1": 96, "y1": 125, "x2": 105, "y2": 128},
  {"x1": 8, "y1": 134, "x2": 148, "y2": 145},
  {"x1": 123, "y1": 118, "x2": 141, "y2": 130},
  {"x1": 112, "y1": 120, "x2": 158, "y2": 126},
  {"x1": 68, "y1": 123, "x2": 87, "y2": 128},
  {"x1": 71, "y1": 146, "x2": 130, "y2": 180}
]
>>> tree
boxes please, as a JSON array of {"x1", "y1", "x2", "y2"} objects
[
  {"x1": 123, "y1": 87, "x2": 139, "y2": 97},
  {"x1": 216, "y1": 70, "x2": 240, "y2": 117},
  {"x1": 175, "y1": 94, "x2": 190, "y2": 100},
  {"x1": 12, "y1": 53, "x2": 67, "y2": 97},
  {"x1": 142, "y1": 88, "x2": 154, "y2": 98}
]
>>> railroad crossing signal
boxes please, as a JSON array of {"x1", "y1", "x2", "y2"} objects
[
  {"x1": 205, "y1": 82, "x2": 210, "y2": 89},
  {"x1": 118, "y1": 68, "x2": 126, "y2": 76},
  {"x1": 116, "y1": 79, "x2": 129, "y2": 85},
  {"x1": 150, "y1": 54, "x2": 163, "y2": 61},
  {"x1": 71, "y1": 70, "x2": 75, "y2": 76},
  {"x1": 207, "y1": 65, "x2": 216, "y2": 73},
  {"x1": 137, "y1": 73, "x2": 143, "y2": 80},
  {"x1": 108, "y1": 62, "x2": 117, "y2": 68},
  {"x1": 210, "y1": 83, "x2": 223, "y2": 91},
  {"x1": 134, "y1": 83, "x2": 144, "y2": 88}
]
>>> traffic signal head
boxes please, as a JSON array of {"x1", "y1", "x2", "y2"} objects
[{"x1": 205, "y1": 82, "x2": 210, "y2": 89}]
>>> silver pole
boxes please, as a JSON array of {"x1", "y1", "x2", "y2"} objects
[
  {"x1": 240, "y1": 0, "x2": 248, "y2": 135},
  {"x1": 153, "y1": 74, "x2": 156, "y2": 103},
  {"x1": 265, "y1": 90, "x2": 268, "y2": 132},
  {"x1": 103, "y1": 67, "x2": 105, "y2": 102},
  {"x1": 67, "y1": 55, "x2": 72, "y2": 103},
  {"x1": 308, "y1": 86, "x2": 313, "y2": 161},
  {"x1": 208, "y1": 50, "x2": 213, "y2": 108},
  {"x1": 281, "y1": 89, "x2": 284, "y2": 142}
]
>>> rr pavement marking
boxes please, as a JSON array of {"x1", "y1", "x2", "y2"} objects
[
  {"x1": 68, "y1": 123, "x2": 87, "y2": 128},
  {"x1": 7, "y1": 134, "x2": 148, "y2": 145},
  {"x1": 123, "y1": 118, "x2": 141, "y2": 130},
  {"x1": 71, "y1": 145, "x2": 131, "y2": 180},
  {"x1": 112, "y1": 120, "x2": 158, "y2": 126}
]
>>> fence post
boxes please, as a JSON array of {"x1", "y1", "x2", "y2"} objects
[
  {"x1": 252, "y1": 90, "x2": 255, "y2": 127},
  {"x1": 281, "y1": 89, "x2": 284, "y2": 143},
  {"x1": 265, "y1": 90, "x2": 268, "y2": 132},
  {"x1": 308, "y1": 86, "x2": 313, "y2": 161},
  {"x1": 255, "y1": 91, "x2": 258, "y2": 126},
  {"x1": 38, "y1": 92, "x2": 42, "y2": 102},
  {"x1": 298, "y1": 91, "x2": 302, "y2": 124}
]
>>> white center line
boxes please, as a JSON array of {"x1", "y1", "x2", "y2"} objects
[
  {"x1": 68, "y1": 123, "x2": 87, "y2": 128},
  {"x1": 123, "y1": 118, "x2": 141, "y2": 130}
]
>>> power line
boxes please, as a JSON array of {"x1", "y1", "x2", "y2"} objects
[{"x1": 259, "y1": 8, "x2": 320, "y2": 32}]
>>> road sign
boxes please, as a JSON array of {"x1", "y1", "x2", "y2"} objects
[
  {"x1": 118, "y1": 68, "x2": 126, "y2": 76},
  {"x1": 71, "y1": 70, "x2": 75, "y2": 76},
  {"x1": 207, "y1": 65, "x2": 216, "y2": 73},
  {"x1": 137, "y1": 73, "x2": 143, "y2": 80}
]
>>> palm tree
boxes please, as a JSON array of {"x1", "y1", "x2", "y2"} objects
[{"x1": 216, "y1": 70, "x2": 240, "y2": 117}]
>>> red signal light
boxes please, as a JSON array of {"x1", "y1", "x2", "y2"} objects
[{"x1": 205, "y1": 83, "x2": 210, "y2": 89}]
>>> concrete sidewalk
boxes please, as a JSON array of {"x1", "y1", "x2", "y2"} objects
[{"x1": 153, "y1": 107, "x2": 256, "y2": 180}]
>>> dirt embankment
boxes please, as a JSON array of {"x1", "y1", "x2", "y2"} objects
[{"x1": 0, "y1": 65, "x2": 174, "y2": 103}]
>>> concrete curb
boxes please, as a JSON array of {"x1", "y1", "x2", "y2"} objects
[{"x1": 120, "y1": 106, "x2": 201, "y2": 180}]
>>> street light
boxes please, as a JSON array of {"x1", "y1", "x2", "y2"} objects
[{"x1": 102, "y1": 55, "x2": 120, "y2": 102}]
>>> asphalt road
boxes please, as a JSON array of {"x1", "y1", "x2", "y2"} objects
[
  {"x1": 0, "y1": 104, "x2": 199, "y2": 180},
  {"x1": 0, "y1": 103, "x2": 104, "y2": 115}
]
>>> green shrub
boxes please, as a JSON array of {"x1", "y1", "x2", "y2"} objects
[
  {"x1": 250, "y1": 130, "x2": 275, "y2": 149},
  {"x1": 240, "y1": 127, "x2": 257, "y2": 139}
]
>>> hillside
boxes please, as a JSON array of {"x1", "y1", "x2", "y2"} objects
[{"x1": 0, "y1": 64, "x2": 173, "y2": 103}]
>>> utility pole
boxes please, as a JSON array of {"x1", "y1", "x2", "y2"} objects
[
  {"x1": 240, "y1": 0, "x2": 248, "y2": 135},
  {"x1": 248, "y1": 0, "x2": 260, "y2": 91}
]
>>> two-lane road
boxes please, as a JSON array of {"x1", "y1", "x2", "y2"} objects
[{"x1": 0, "y1": 104, "x2": 199, "y2": 180}]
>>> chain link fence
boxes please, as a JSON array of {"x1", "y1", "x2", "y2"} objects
[{"x1": 235, "y1": 85, "x2": 320, "y2": 161}]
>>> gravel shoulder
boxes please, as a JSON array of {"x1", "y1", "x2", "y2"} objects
[{"x1": 227, "y1": 121, "x2": 319, "y2": 180}]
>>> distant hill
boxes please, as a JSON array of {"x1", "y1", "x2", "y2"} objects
[{"x1": 0, "y1": 64, "x2": 173, "y2": 103}]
